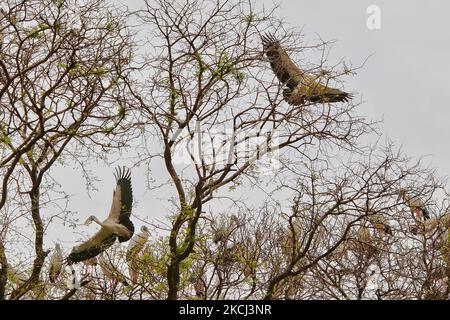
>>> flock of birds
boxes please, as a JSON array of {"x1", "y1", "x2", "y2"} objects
[{"x1": 39, "y1": 35, "x2": 436, "y2": 288}]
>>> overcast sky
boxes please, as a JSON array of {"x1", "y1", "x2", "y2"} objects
[
  {"x1": 267, "y1": 0, "x2": 450, "y2": 178},
  {"x1": 43, "y1": 0, "x2": 450, "y2": 250}
]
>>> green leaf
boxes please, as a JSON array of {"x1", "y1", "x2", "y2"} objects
[
  {"x1": 118, "y1": 104, "x2": 126, "y2": 119},
  {"x1": 91, "y1": 67, "x2": 107, "y2": 76},
  {"x1": 64, "y1": 127, "x2": 78, "y2": 137},
  {"x1": 104, "y1": 126, "x2": 114, "y2": 135}
]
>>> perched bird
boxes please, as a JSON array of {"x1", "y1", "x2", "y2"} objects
[
  {"x1": 262, "y1": 33, "x2": 352, "y2": 106},
  {"x1": 190, "y1": 274, "x2": 206, "y2": 299},
  {"x1": 368, "y1": 214, "x2": 393, "y2": 236},
  {"x1": 126, "y1": 226, "x2": 150, "y2": 258},
  {"x1": 411, "y1": 218, "x2": 439, "y2": 236},
  {"x1": 49, "y1": 243, "x2": 63, "y2": 283},
  {"x1": 194, "y1": 276, "x2": 205, "y2": 299},
  {"x1": 126, "y1": 225, "x2": 150, "y2": 284},
  {"x1": 424, "y1": 218, "x2": 439, "y2": 236},
  {"x1": 67, "y1": 167, "x2": 134, "y2": 264},
  {"x1": 397, "y1": 189, "x2": 431, "y2": 221},
  {"x1": 359, "y1": 225, "x2": 371, "y2": 244},
  {"x1": 353, "y1": 225, "x2": 378, "y2": 259}
]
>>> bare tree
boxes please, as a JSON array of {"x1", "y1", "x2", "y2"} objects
[
  {"x1": 0, "y1": 0, "x2": 448, "y2": 301},
  {"x1": 133, "y1": 0, "x2": 369, "y2": 299},
  {"x1": 0, "y1": 0, "x2": 134, "y2": 299}
]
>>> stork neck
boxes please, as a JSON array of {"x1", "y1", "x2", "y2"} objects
[{"x1": 92, "y1": 217, "x2": 104, "y2": 227}]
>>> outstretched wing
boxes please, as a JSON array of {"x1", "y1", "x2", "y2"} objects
[
  {"x1": 262, "y1": 33, "x2": 301, "y2": 89},
  {"x1": 262, "y1": 33, "x2": 352, "y2": 105},
  {"x1": 108, "y1": 167, "x2": 133, "y2": 220},
  {"x1": 112, "y1": 166, "x2": 134, "y2": 242},
  {"x1": 67, "y1": 228, "x2": 116, "y2": 264}
]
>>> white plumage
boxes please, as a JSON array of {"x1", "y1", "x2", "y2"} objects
[
  {"x1": 67, "y1": 167, "x2": 134, "y2": 264},
  {"x1": 398, "y1": 189, "x2": 431, "y2": 221},
  {"x1": 126, "y1": 226, "x2": 150, "y2": 284}
]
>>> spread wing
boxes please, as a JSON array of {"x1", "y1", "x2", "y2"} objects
[
  {"x1": 262, "y1": 33, "x2": 352, "y2": 105},
  {"x1": 262, "y1": 33, "x2": 301, "y2": 89},
  {"x1": 108, "y1": 167, "x2": 132, "y2": 220},
  {"x1": 111, "y1": 166, "x2": 134, "y2": 242},
  {"x1": 67, "y1": 228, "x2": 116, "y2": 264}
]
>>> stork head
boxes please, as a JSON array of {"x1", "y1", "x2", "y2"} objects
[
  {"x1": 84, "y1": 215, "x2": 98, "y2": 225},
  {"x1": 140, "y1": 225, "x2": 150, "y2": 234}
]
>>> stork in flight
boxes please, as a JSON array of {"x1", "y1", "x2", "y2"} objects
[
  {"x1": 66, "y1": 166, "x2": 135, "y2": 264},
  {"x1": 262, "y1": 33, "x2": 352, "y2": 106},
  {"x1": 397, "y1": 189, "x2": 431, "y2": 221}
]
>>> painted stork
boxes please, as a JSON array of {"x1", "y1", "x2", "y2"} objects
[
  {"x1": 67, "y1": 167, "x2": 134, "y2": 264},
  {"x1": 262, "y1": 33, "x2": 352, "y2": 105},
  {"x1": 49, "y1": 243, "x2": 63, "y2": 283},
  {"x1": 126, "y1": 225, "x2": 150, "y2": 284},
  {"x1": 368, "y1": 214, "x2": 393, "y2": 236},
  {"x1": 194, "y1": 276, "x2": 205, "y2": 299},
  {"x1": 397, "y1": 189, "x2": 431, "y2": 221}
]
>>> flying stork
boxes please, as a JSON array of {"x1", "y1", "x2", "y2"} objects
[
  {"x1": 397, "y1": 189, "x2": 431, "y2": 221},
  {"x1": 262, "y1": 33, "x2": 352, "y2": 105},
  {"x1": 66, "y1": 166, "x2": 135, "y2": 264}
]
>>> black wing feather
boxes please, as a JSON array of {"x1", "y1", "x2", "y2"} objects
[
  {"x1": 114, "y1": 166, "x2": 134, "y2": 242},
  {"x1": 67, "y1": 235, "x2": 116, "y2": 265},
  {"x1": 262, "y1": 33, "x2": 298, "y2": 88},
  {"x1": 421, "y1": 207, "x2": 431, "y2": 220}
]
